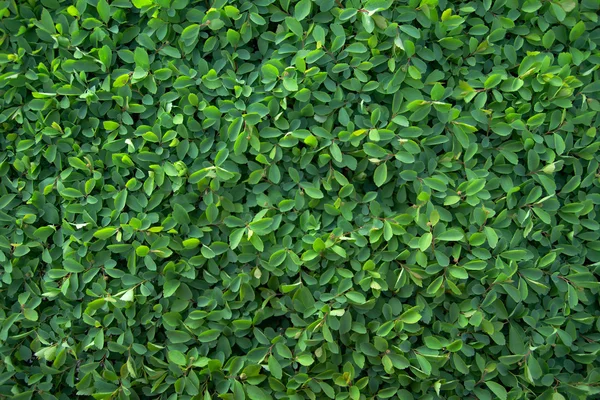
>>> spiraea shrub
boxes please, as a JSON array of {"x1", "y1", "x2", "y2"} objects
[{"x1": 0, "y1": 0, "x2": 600, "y2": 399}]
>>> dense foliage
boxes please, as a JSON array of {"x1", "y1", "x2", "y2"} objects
[{"x1": 1, "y1": 0, "x2": 600, "y2": 399}]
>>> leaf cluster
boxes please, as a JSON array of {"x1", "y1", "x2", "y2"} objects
[{"x1": 0, "y1": 0, "x2": 599, "y2": 399}]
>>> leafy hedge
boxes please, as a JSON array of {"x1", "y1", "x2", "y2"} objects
[{"x1": 1, "y1": 0, "x2": 600, "y2": 399}]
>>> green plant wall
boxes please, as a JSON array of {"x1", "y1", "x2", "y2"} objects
[{"x1": 0, "y1": 0, "x2": 600, "y2": 399}]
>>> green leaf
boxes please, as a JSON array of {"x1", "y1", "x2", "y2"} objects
[
  {"x1": 198, "y1": 329, "x2": 221, "y2": 342},
  {"x1": 399, "y1": 25, "x2": 420, "y2": 39},
  {"x1": 363, "y1": 143, "x2": 388, "y2": 158},
  {"x1": 33, "y1": 226, "x2": 56, "y2": 241},
  {"x1": 484, "y1": 74, "x2": 503, "y2": 89},
  {"x1": 227, "y1": 29, "x2": 241, "y2": 47},
  {"x1": 94, "y1": 227, "x2": 117, "y2": 240},
  {"x1": 374, "y1": 162, "x2": 387, "y2": 187},
  {"x1": 485, "y1": 382, "x2": 507, "y2": 400},
  {"x1": 201, "y1": 245, "x2": 216, "y2": 259},
  {"x1": 303, "y1": 186, "x2": 324, "y2": 199},
  {"x1": 430, "y1": 83, "x2": 445, "y2": 100},
  {"x1": 436, "y1": 229, "x2": 464, "y2": 241},
  {"x1": 64, "y1": 259, "x2": 85, "y2": 273},
  {"x1": 296, "y1": 353, "x2": 314, "y2": 366},
  {"x1": 501, "y1": 249, "x2": 533, "y2": 261},
  {"x1": 365, "y1": 0, "x2": 393, "y2": 13},
  {"x1": 284, "y1": 17, "x2": 303, "y2": 37},
  {"x1": 167, "y1": 330, "x2": 191, "y2": 344},
  {"x1": 103, "y1": 121, "x2": 120, "y2": 131},
  {"x1": 134, "y1": 47, "x2": 150, "y2": 71},
  {"x1": 522, "y1": 0, "x2": 542, "y2": 12},
  {"x1": 268, "y1": 356, "x2": 282, "y2": 379},
  {"x1": 168, "y1": 350, "x2": 187, "y2": 366},
  {"x1": 439, "y1": 38, "x2": 463, "y2": 50},
  {"x1": 345, "y1": 291, "x2": 366, "y2": 304},
  {"x1": 399, "y1": 307, "x2": 421, "y2": 324},
  {"x1": 294, "y1": 0, "x2": 312, "y2": 21},
  {"x1": 246, "y1": 385, "x2": 273, "y2": 400},
  {"x1": 181, "y1": 24, "x2": 200, "y2": 42},
  {"x1": 569, "y1": 21, "x2": 585, "y2": 42},
  {"x1": 97, "y1": 0, "x2": 111, "y2": 23},
  {"x1": 113, "y1": 73, "x2": 130, "y2": 87},
  {"x1": 23, "y1": 309, "x2": 38, "y2": 321},
  {"x1": 163, "y1": 280, "x2": 181, "y2": 297},
  {"x1": 419, "y1": 233, "x2": 433, "y2": 252}
]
